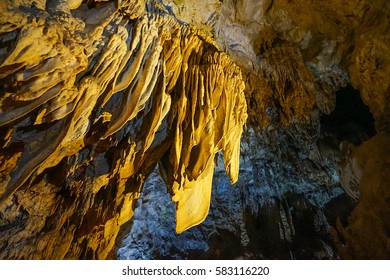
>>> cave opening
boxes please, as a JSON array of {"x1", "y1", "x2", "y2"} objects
[
  {"x1": 319, "y1": 84, "x2": 376, "y2": 228},
  {"x1": 320, "y1": 85, "x2": 376, "y2": 146}
]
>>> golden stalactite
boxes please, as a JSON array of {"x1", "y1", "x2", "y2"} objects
[
  {"x1": 0, "y1": 0, "x2": 247, "y2": 257},
  {"x1": 161, "y1": 42, "x2": 247, "y2": 232}
]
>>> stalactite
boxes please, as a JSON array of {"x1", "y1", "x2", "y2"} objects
[{"x1": 0, "y1": 0, "x2": 246, "y2": 258}]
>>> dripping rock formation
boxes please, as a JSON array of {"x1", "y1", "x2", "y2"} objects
[{"x1": 0, "y1": 0, "x2": 389, "y2": 259}]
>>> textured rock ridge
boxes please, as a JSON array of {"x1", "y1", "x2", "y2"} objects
[{"x1": 0, "y1": 0, "x2": 246, "y2": 258}]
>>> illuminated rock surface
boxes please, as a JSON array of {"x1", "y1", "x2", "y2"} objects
[{"x1": 0, "y1": 0, "x2": 389, "y2": 259}]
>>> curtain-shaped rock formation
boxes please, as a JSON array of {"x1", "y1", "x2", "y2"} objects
[{"x1": 0, "y1": 0, "x2": 246, "y2": 259}]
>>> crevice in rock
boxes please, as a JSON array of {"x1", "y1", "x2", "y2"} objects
[{"x1": 320, "y1": 85, "x2": 376, "y2": 146}]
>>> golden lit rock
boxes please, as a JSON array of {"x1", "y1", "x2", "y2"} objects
[{"x1": 0, "y1": 0, "x2": 246, "y2": 258}]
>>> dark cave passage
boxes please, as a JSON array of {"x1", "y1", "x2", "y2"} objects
[{"x1": 320, "y1": 85, "x2": 376, "y2": 145}]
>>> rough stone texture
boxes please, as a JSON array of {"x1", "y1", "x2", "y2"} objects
[
  {"x1": 1, "y1": 0, "x2": 390, "y2": 259},
  {"x1": 0, "y1": 0, "x2": 246, "y2": 259},
  {"x1": 333, "y1": 134, "x2": 390, "y2": 259}
]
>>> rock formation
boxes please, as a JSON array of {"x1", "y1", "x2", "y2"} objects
[
  {"x1": 0, "y1": 0, "x2": 389, "y2": 259},
  {"x1": 0, "y1": 0, "x2": 247, "y2": 258}
]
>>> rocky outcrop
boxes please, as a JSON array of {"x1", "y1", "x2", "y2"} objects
[{"x1": 333, "y1": 134, "x2": 390, "y2": 259}]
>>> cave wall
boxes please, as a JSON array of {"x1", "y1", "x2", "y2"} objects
[
  {"x1": 333, "y1": 134, "x2": 390, "y2": 259},
  {"x1": 1, "y1": 0, "x2": 390, "y2": 259}
]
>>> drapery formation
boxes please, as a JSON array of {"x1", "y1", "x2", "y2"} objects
[{"x1": 0, "y1": 0, "x2": 246, "y2": 258}]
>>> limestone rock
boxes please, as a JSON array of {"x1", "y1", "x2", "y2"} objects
[
  {"x1": 0, "y1": 0, "x2": 246, "y2": 259},
  {"x1": 333, "y1": 134, "x2": 390, "y2": 259}
]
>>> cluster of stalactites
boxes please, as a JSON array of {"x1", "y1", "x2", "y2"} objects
[
  {"x1": 0, "y1": 0, "x2": 247, "y2": 233},
  {"x1": 161, "y1": 43, "x2": 247, "y2": 233}
]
